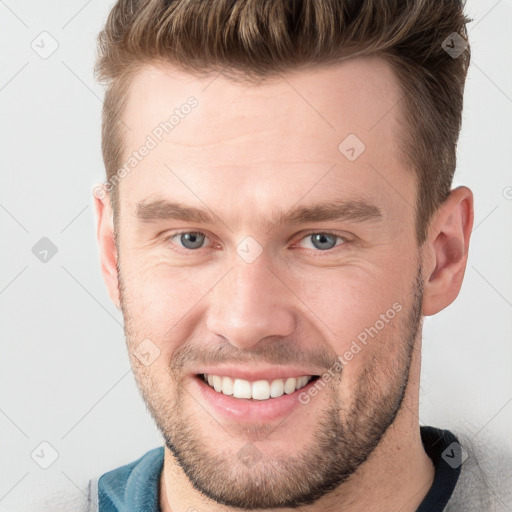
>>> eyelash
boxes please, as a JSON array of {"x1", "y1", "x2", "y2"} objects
[{"x1": 164, "y1": 230, "x2": 349, "y2": 254}]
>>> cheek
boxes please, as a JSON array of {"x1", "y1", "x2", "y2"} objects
[
  {"x1": 122, "y1": 257, "x2": 193, "y2": 318},
  {"x1": 294, "y1": 266, "x2": 406, "y2": 334},
  {"x1": 120, "y1": 259, "x2": 220, "y2": 356},
  {"x1": 290, "y1": 263, "x2": 414, "y2": 382}
]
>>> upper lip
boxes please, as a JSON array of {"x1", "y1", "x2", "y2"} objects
[{"x1": 194, "y1": 365, "x2": 322, "y2": 382}]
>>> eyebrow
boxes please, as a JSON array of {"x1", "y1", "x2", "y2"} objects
[{"x1": 135, "y1": 198, "x2": 383, "y2": 231}]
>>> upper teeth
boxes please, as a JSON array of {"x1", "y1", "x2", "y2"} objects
[{"x1": 204, "y1": 374, "x2": 313, "y2": 400}]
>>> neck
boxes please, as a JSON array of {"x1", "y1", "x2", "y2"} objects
[{"x1": 160, "y1": 343, "x2": 434, "y2": 512}]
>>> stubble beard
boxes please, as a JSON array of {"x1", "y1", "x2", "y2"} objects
[{"x1": 119, "y1": 262, "x2": 424, "y2": 509}]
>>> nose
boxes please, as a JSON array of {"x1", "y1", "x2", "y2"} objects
[{"x1": 205, "y1": 258, "x2": 296, "y2": 350}]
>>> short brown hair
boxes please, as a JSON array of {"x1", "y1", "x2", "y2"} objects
[{"x1": 95, "y1": 0, "x2": 472, "y2": 243}]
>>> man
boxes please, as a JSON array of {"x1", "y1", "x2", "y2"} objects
[{"x1": 92, "y1": 0, "x2": 511, "y2": 511}]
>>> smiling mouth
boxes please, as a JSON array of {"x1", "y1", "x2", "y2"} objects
[{"x1": 197, "y1": 373, "x2": 320, "y2": 401}]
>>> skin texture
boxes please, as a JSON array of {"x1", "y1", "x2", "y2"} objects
[{"x1": 95, "y1": 55, "x2": 474, "y2": 511}]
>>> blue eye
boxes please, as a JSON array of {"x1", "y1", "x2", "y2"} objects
[
  {"x1": 298, "y1": 232, "x2": 345, "y2": 251},
  {"x1": 171, "y1": 231, "x2": 208, "y2": 250}
]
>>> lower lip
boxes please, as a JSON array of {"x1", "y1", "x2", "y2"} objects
[{"x1": 192, "y1": 375, "x2": 318, "y2": 423}]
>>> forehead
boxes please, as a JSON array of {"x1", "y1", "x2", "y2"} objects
[
  {"x1": 123, "y1": 55, "x2": 402, "y2": 146},
  {"x1": 117, "y1": 56, "x2": 413, "y2": 226}
]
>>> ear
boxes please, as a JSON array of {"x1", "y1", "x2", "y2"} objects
[
  {"x1": 93, "y1": 186, "x2": 120, "y2": 309},
  {"x1": 421, "y1": 186, "x2": 474, "y2": 316}
]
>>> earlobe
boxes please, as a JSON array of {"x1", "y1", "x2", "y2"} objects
[
  {"x1": 93, "y1": 187, "x2": 121, "y2": 309},
  {"x1": 422, "y1": 186, "x2": 474, "y2": 316}
]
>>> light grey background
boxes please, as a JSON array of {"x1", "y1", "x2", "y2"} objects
[{"x1": 1, "y1": 0, "x2": 511, "y2": 510}]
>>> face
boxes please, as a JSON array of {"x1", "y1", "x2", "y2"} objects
[{"x1": 113, "y1": 57, "x2": 425, "y2": 508}]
